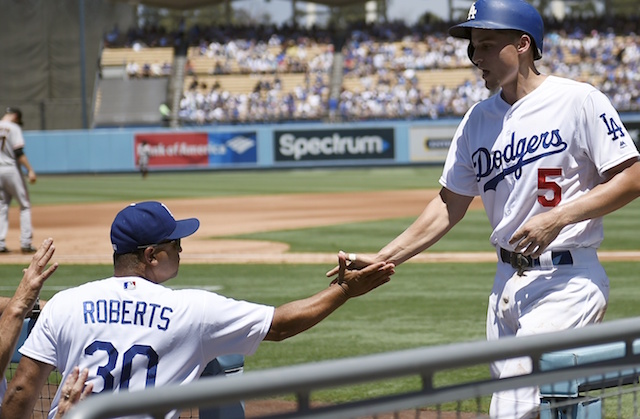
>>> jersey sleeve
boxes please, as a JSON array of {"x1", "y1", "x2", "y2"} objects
[
  {"x1": 581, "y1": 90, "x2": 639, "y2": 175},
  {"x1": 8, "y1": 123, "x2": 25, "y2": 150},
  {"x1": 18, "y1": 296, "x2": 59, "y2": 367},
  {"x1": 439, "y1": 107, "x2": 481, "y2": 197},
  {"x1": 196, "y1": 291, "x2": 274, "y2": 360}
]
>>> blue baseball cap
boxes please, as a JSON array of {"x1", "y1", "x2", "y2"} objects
[{"x1": 111, "y1": 201, "x2": 200, "y2": 254}]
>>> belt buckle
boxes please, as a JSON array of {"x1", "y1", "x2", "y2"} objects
[{"x1": 510, "y1": 252, "x2": 532, "y2": 276}]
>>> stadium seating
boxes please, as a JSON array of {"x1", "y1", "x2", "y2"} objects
[
  {"x1": 100, "y1": 47, "x2": 174, "y2": 78},
  {"x1": 97, "y1": 18, "x2": 640, "y2": 124}
]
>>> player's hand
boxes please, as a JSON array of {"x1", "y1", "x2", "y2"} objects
[
  {"x1": 13, "y1": 238, "x2": 58, "y2": 315},
  {"x1": 325, "y1": 251, "x2": 376, "y2": 277},
  {"x1": 55, "y1": 366, "x2": 93, "y2": 418},
  {"x1": 28, "y1": 170, "x2": 36, "y2": 184},
  {"x1": 330, "y1": 251, "x2": 394, "y2": 298},
  {"x1": 509, "y1": 212, "x2": 564, "y2": 258}
]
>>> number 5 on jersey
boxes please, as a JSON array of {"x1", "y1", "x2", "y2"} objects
[{"x1": 538, "y1": 168, "x2": 562, "y2": 207}]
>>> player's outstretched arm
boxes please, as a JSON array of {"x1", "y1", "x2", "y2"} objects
[
  {"x1": 265, "y1": 252, "x2": 394, "y2": 342},
  {"x1": 510, "y1": 159, "x2": 640, "y2": 258},
  {"x1": 326, "y1": 187, "x2": 473, "y2": 277},
  {"x1": 0, "y1": 238, "x2": 57, "y2": 379}
]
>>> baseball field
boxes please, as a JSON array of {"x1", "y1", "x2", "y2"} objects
[{"x1": 2, "y1": 166, "x2": 640, "y2": 415}]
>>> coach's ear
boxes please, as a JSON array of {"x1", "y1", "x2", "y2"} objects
[{"x1": 143, "y1": 247, "x2": 158, "y2": 265}]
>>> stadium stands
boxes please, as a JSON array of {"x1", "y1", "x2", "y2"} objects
[
  {"x1": 100, "y1": 47, "x2": 173, "y2": 78},
  {"x1": 98, "y1": 18, "x2": 640, "y2": 125}
]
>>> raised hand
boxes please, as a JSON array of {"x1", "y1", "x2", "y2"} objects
[{"x1": 13, "y1": 238, "x2": 58, "y2": 316}]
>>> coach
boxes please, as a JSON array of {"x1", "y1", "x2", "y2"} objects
[{"x1": 1, "y1": 201, "x2": 394, "y2": 419}]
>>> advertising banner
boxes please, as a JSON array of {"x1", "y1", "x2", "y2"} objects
[
  {"x1": 273, "y1": 128, "x2": 395, "y2": 162},
  {"x1": 134, "y1": 132, "x2": 257, "y2": 168},
  {"x1": 408, "y1": 126, "x2": 458, "y2": 163}
]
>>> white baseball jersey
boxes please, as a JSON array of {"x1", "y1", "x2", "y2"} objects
[
  {"x1": 440, "y1": 75, "x2": 639, "y2": 251},
  {"x1": 19, "y1": 276, "x2": 275, "y2": 419},
  {"x1": 0, "y1": 120, "x2": 24, "y2": 165}
]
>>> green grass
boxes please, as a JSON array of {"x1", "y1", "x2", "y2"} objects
[
  {"x1": 222, "y1": 210, "x2": 495, "y2": 253},
  {"x1": 28, "y1": 167, "x2": 445, "y2": 205},
  {"x1": 3, "y1": 261, "x2": 640, "y2": 412},
  {"x1": 224, "y1": 202, "x2": 640, "y2": 253}
]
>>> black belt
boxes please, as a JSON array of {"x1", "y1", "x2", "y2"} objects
[{"x1": 500, "y1": 248, "x2": 573, "y2": 273}]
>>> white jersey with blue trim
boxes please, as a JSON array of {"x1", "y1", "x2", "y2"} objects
[
  {"x1": 440, "y1": 75, "x2": 639, "y2": 251},
  {"x1": 20, "y1": 276, "x2": 274, "y2": 419}
]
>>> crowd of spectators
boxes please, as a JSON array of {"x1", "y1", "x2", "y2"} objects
[
  {"x1": 188, "y1": 35, "x2": 334, "y2": 75},
  {"x1": 179, "y1": 72, "x2": 329, "y2": 123},
  {"x1": 126, "y1": 60, "x2": 172, "y2": 78},
  {"x1": 103, "y1": 15, "x2": 640, "y2": 124},
  {"x1": 542, "y1": 28, "x2": 640, "y2": 113}
]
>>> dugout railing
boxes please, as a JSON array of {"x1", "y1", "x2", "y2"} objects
[{"x1": 62, "y1": 316, "x2": 640, "y2": 419}]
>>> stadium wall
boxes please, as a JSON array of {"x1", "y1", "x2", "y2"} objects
[{"x1": 24, "y1": 116, "x2": 640, "y2": 174}]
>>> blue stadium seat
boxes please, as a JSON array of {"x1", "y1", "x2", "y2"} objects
[
  {"x1": 11, "y1": 319, "x2": 32, "y2": 364},
  {"x1": 199, "y1": 355, "x2": 245, "y2": 419},
  {"x1": 539, "y1": 342, "x2": 640, "y2": 419}
]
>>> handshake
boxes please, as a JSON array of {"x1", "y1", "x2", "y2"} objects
[{"x1": 327, "y1": 251, "x2": 394, "y2": 298}]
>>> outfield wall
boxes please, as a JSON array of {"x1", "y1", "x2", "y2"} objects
[{"x1": 24, "y1": 115, "x2": 640, "y2": 174}]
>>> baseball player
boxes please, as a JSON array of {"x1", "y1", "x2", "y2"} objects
[
  {"x1": 1, "y1": 201, "x2": 394, "y2": 419},
  {"x1": 137, "y1": 140, "x2": 151, "y2": 179},
  {"x1": 329, "y1": 1, "x2": 640, "y2": 418},
  {"x1": 0, "y1": 108, "x2": 37, "y2": 254}
]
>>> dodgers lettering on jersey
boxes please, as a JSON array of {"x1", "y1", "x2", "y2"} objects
[
  {"x1": 82, "y1": 299, "x2": 173, "y2": 330},
  {"x1": 473, "y1": 129, "x2": 568, "y2": 191}
]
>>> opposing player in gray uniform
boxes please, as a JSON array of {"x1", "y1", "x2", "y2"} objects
[
  {"x1": 137, "y1": 141, "x2": 151, "y2": 179},
  {"x1": 0, "y1": 108, "x2": 37, "y2": 254}
]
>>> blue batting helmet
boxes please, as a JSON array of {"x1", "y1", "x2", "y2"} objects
[{"x1": 448, "y1": 0, "x2": 544, "y2": 61}]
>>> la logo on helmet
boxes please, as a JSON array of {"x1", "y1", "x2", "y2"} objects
[{"x1": 467, "y1": 3, "x2": 478, "y2": 20}]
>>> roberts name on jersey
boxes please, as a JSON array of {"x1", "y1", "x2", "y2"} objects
[{"x1": 83, "y1": 299, "x2": 172, "y2": 331}]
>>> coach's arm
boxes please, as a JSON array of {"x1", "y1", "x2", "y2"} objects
[{"x1": 265, "y1": 252, "x2": 394, "y2": 342}]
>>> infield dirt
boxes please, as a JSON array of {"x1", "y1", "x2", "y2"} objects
[{"x1": 2, "y1": 189, "x2": 638, "y2": 264}]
